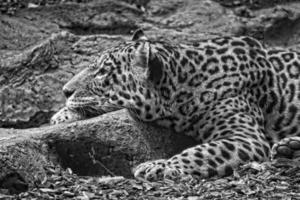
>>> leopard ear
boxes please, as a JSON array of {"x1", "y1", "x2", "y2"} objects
[
  {"x1": 134, "y1": 43, "x2": 163, "y2": 84},
  {"x1": 132, "y1": 29, "x2": 148, "y2": 41}
]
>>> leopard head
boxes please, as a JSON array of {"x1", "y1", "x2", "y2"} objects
[{"x1": 63, "y1": 29, "x2": 169, "y2": 121}]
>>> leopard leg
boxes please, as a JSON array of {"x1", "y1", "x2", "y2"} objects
[
  {"x1": 271, "y1": 136, "x2": 300, "y2": 160},
  {"x1": 134, "y1": 96, "x2": 271, "y2": 181},
  {"x1": 134, "y1": 133, "x2": 270, "y2": 180}
]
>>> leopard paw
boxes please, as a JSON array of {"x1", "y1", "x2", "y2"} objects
[
  {"x1": 50, "y1": 107, "x2": 83, "y2": 125},
  {"x1": 271, "y1": 136, "x2": 300, "y2": 160},
  {"x1": 133, "y1": 159, "x2": 183, "y2": 181}
]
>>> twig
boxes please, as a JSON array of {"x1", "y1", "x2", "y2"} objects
[{"x1": 88, "y1": 146, "x2": 116, "y2": 177}]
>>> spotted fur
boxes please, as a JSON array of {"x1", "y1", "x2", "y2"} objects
[{"x1": 51, "y1": 30, "x2": 300, "y2": 181}]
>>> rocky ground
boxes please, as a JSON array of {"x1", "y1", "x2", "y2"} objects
[
  {"x1": 4, "y1": 159, "x2": 300, "y2": 199},
  {"x1": 1, "y1": 0, "x2": 300, "y2": 199}
]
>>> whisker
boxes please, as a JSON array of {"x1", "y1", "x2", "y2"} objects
[
  {"x1": 79, "y1": 106, "x2": 87, "y2": 117},
  {"x1": 68, "y1": 101, "x2": 128, "y2": 119},
  {"x1": 127, "y1": 104, "x2": 142, "y2": 123},
  {"x1": 102, "y1": 105, "x2": 122, "y2": 110}
]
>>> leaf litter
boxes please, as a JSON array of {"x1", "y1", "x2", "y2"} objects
[{"x1": 0, "y1": 158, "x2": 299, "y2": 199}]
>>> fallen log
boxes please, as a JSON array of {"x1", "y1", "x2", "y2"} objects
[{"x1": 0, "y1": 109, "x2": 197, "y2": 194}]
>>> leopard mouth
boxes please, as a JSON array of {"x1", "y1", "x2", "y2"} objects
[
  {"x1": 74, "y1": 106, "x2": 106, "y2": 118},
  {"x1": 66, "y1": 99, "x2": 122, "y2": 119}
]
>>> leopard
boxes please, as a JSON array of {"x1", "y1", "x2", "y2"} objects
[{"x1": 51, "y1": 29, "x2": 300, "y2": 181}]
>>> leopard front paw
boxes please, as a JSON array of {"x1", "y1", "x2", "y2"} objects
[
  {"x1": 50, "y1": 107, "x2": 83, "y2": 125},
  {"x1": 271, "y1": 136, "x2": 300, "y2": 160},
  {"x1": 133, "y1": 159, "x2": 183, "y2": 181}
]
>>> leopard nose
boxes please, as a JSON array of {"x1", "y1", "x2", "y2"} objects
[{"x1": 63, "y1": 88, "x2": 75, "y2": 98}]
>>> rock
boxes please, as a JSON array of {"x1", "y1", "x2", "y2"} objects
[
  {"x1": 232, "y1": 3, "x2": 300, "y2": 48},
  {"x1": 0, "y1": 32, "x2": 75, "y2": 128},
  {"x1": 145, "y1": 0, "x2": 239, "y2": 42},
  {"x1": 213, "y1": 0, "x2": 298, "y2": 9},
  {"x1": 0, "y1": 31, "x2": 128, "y2": 128},
  {"x1": 0, "y1": 109, "x2": 197, "y2": 194}
]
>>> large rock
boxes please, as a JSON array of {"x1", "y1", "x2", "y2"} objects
[
  {"x1": 0, "y1": 32, "x2": 128, "y2": 128},
  {"x1": 0, "y1": 109, "x2": 197, "y2": 194},
  {"x1": 233, "y1": 3, "x2": 300, "y2": 48}
]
